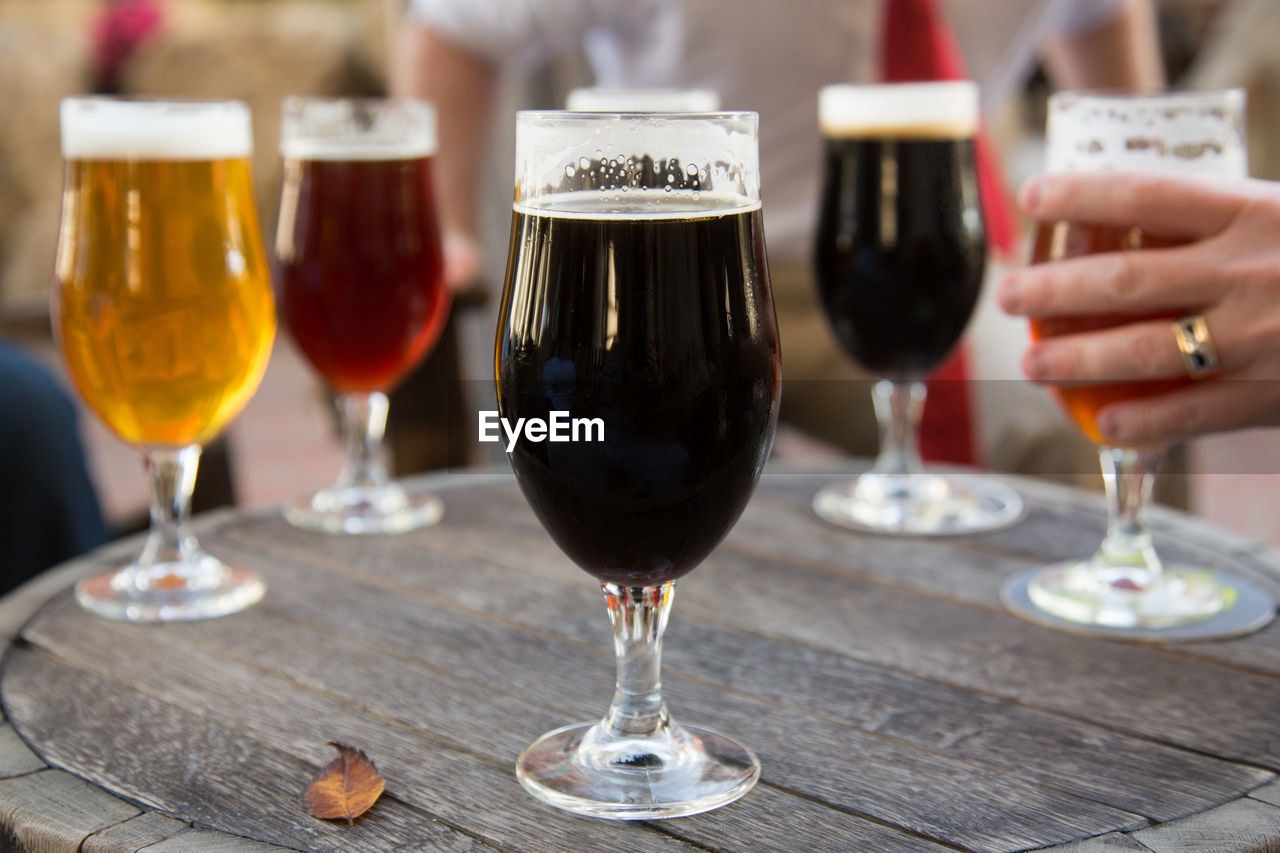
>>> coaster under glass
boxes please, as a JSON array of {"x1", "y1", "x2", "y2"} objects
[{"x1": 1001, "y1": 563, "x2": 1276, "y2": 641}]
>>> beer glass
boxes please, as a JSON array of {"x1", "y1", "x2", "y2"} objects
[
  {"x1": 498, "y1": 112, "x2": 778, "y2": 818},
  {"x1": 275, "y1": 98, "x2": 449, "y2": 535},
  {"x1": 812, "y1": 82, "x2": 1023, "y2": 535},
  {"x1": 1009, "y1": 90, "x2": 1257, "y2": 632},
  {"x1": 53, "y1": 98, "x2": 275, "y2": 621}
]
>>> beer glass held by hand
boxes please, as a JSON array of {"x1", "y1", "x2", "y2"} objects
[
  {"x1": 497, "y1": 112, "x2": 779, "y2": 819},
  {"x1": 811, "y1": 82, "x2": 1023, "y2": 535},
  {"x1": 275, "y1": 98, "x2": 450, "y2": 535},
  {"x1": 1000, "y1": 90, "x2": 1274, "y2": 636},
  {"x1": 53, "y1": 98, "x2": 275, "y2": 621}
]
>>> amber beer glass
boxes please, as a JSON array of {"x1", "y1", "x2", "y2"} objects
[
  {"x1": 1014, "y1": 90, "x2": 1250, "y2": 631},
  {"x1": 276, "y1": 98, "x2": 449, "y2": 534},
  {"x1": 53, "y1": 98, "x2": 275, "y2": 621}
]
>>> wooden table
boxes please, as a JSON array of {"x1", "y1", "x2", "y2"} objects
[{"x1": 1, "y1": 468, "x2": 1278, "y2": 852}]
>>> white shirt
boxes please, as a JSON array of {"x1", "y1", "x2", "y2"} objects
[{"x1": 410, "y1": 0, "x2": 1123, "y2": 259}]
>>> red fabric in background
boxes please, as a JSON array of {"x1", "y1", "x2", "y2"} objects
[
  {"x1": 92, "y1": 0, "x2": 163, "y2": 93},
  {"x1": 882, "y1": 0, "x2": 1020, "y2": 465}
]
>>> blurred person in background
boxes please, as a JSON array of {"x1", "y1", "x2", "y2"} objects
[
  {"x1": 0, "y1": 0, "x2": 153, "y2": 588},
  {"x1": 0, "y1": 346, "x2": 108, "y2": 593},
  {"x1": 1002, "y1": 171, "x2": 1280, "y2": 445},
  {"x1": 390, "y1": 0, "x2": 1163, "y2": 487}
]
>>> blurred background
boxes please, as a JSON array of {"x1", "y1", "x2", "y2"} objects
[{"x1": 1, "y1": 0, "x2": 1277, "y2": 557}]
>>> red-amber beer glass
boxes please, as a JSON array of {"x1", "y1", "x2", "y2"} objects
[{"x1": 276, "y1": 98, "x2": 449, "y2": 535}]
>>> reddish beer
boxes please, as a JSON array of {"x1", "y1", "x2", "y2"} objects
[
  {"x1": 1028, "y1": 222, "x2": 1185, "y2": 444},
  {"x1": 276, "y1": 155, "x2": 449, "y2": 393}
]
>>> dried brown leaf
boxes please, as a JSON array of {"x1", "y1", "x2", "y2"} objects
[{"x1": 303, "y1": 742, "x2": 385, "y2": 824}]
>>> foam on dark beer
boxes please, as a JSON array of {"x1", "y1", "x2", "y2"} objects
[{"x1": 819, "y1": 81, "x2": 979, "y2": 139}]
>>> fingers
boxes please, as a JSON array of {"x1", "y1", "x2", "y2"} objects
[
  {"x1": 998, "y1": 244, "x2": 1218, "y2": 318},
  {"x1": 1097, "y1": 376, "x2": 1280, "y2": 446},
  {"x1": 1023, "y1": 318, "x2": 1200, "y2": 384},
  {"x1": 1019, "y1": 172, "x2": 1248, "y2": 240}
]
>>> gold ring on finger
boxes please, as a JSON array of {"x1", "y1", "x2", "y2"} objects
[{"x1": 1171, "y1": 314, "x2": 1219, "y2": 377}]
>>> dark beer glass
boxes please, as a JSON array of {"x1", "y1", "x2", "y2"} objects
[
  {"x1": 276, "y1": 98, "x2": 449, "y2": 535},
  {"x1": 812, "y1": 82, "x2": 1022, "y2": 535},
  {"x1": 1005, "y1": 90, "x2": 1263, "y2": 634},
  {"x1": 498, "y1": 112, "x2": 778, "y2": 818}
]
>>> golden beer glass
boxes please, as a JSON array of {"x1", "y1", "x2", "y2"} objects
[{"x1": 53, "y1": 98, "x2": 276, "y2": 621}]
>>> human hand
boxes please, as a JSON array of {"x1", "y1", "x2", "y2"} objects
[{"x1": 998, "y1": 172, "x2": 1280, "y2": 445}]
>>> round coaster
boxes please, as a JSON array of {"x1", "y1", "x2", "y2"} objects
[{"x1": 1000, "y1": 566, "x2": 1276, "y2": 642}]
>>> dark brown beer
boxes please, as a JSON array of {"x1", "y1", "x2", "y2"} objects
[
  {"x1": 496, "y1": 198, "x2": 780, "y2": 586},
  {"x1": 814, "y1": 133, "x2": 985, "y2": 378}
]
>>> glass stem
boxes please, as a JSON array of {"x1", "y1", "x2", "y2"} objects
[
  {"x1": 336, "y1": 391, "x2": 390, "y2": 490},
  {"x1": 1096, "y1": 445, "x2": 1166, "y2": 583},
  {"x1": 601, "y1": 583, "x2": 674, "y2": 740},
  {"x1": 870, "y1": 379, "x2": 926, "y2": 477},
  {"x1": 136, "y1": 445, "x2": 202, "y2": 571}
]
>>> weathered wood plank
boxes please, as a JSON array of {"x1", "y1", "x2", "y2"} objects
[
  {"x1": 0, "y1": 724, "x2": 46, "y2": 778},
  {"x1": 1039, "y1": 832, "x2": 1151, "y2": 851},
  {"x1": 200, "y1": 510, "x2": 1274, "y2": 824},
  {"x1": 1129, "y1": 797, "x2": 1280, "y2": 852},
  {"x1": 84, "y1": 812, "x2": 190, "y2": 853},
  {"x1": 729, "y1": 486, "x2": 1280, "y2": 670},
  {"x1": 1250, "y1": 781, "x2": 1280, "y2": 809},
  {"x1": 16, "y1": 590, "x2": 1140, "y2": 853},
  {"x1": 728, "y1": 473, "x2": 1280, "y2": 677},
  {"x1": 683, "y1": 548, "x2": 1280, "y2": 769},
  {"x1": 4, "y1": 471, "x2": 1276, "y2": 852},
  {"x1": 2, "y1": 649, "x2": 508, "y2": 853},
  {"x1": 210, "y1": 499, "x2": 1280, "y2": 774},
  {"x1": 137, "y1": 828, "x2": 300, "y2": 852},
  {"x1": 117, "y1": 609, "x2": 952, "y2": 852},
  {"x1": 0, "y1": 768, "x2": 139, "y2": 852},
  {"x1": 5, "y1": 636, "x2": 694, "y2": 853},
  {"x1": 645, "y1": 783, "x2": 954, "y2": 853},
  {"x1": 286, "y1": 473, "x2": 1280, "y2": 680},
  {"x1": 0, "y1": 539, "x2": 135, "y2": 643}
]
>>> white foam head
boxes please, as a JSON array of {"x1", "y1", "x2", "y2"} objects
[
  {"x1": 514, "y1": 111, "x2": 759, "y2": 218},
  {"x1": 565, "y1": 88, "x2": 721, "y2": 113},
  {"x1": 1045, "y1": 90, "x2": 1247, "y2": 177},
  {"x1": 819, "y1": 81, "x2": 979, "y2": 138},
  {"x1": 61, "y1": 98, "x2": 252, "y2": 160},
  {"x1": 280, "y1": 97, "x2": 436, "y2": 160}
]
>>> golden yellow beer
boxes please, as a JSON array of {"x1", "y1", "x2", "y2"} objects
[
  {"x1": 53, "y1": 153, "x2": 275, "y2": 447},
  {"x1": 56, "y1": 98, "x2": 272, "y2": 624}
]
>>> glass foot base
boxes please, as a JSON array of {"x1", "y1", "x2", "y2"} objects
[
  {"x1": 75, "y1": 557, "x2": 265, "y2": 623},
  {"x1": 284, "y1": 483, "x2": 442, "y2": 535},
  {"x1": 1001, "y1": 563, "x2": 1276, "y2": 640},
  {"x1": 814, "y1": 473, "x2": 1024, "y2": 536},
  {"x1": 516, "y1": 721, "x2": 760, "y2": 820}
]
